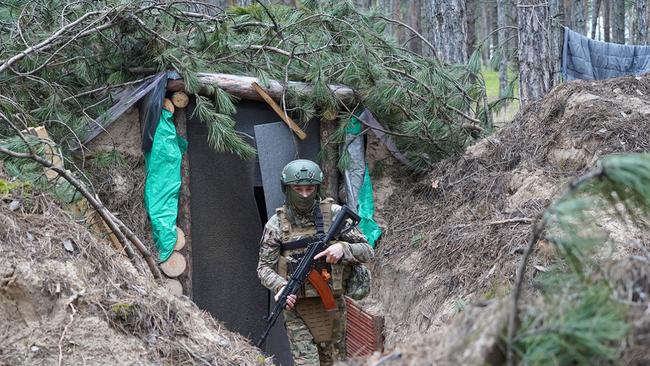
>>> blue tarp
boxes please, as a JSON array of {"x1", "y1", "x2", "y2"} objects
[{"x1": 562, "y1": 27, "x2": 650, "y2": 81}]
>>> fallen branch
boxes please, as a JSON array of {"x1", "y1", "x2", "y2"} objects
[
  {"x1": 373, "y1": 15, "x2": 438, "y2": 60},
  {"x1": 58, "y1": 302, "x2": 76, "y2": 366},
  {"x1": 488, "y1": 217, "x2": 533, "y2": 225},
  {"x1": 505, "y1": 216, "x2": 546, "y2": 366},
  {"x1": 505, "y1": 165, "x2": 605, "y2": 366},
  {"x1": 0, "y1": 117, "x2": 161, "y2": 280}
]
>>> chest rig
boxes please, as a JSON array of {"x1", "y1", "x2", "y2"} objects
[{"x1": 276, "y1": 198, "x2": 345, "y2": 299}]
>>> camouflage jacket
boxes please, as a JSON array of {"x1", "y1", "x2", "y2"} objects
[{"x1": 257, "y1": 202, "x2": 374, "y2": 294}]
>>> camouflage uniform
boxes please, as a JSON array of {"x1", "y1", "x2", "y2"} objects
[{"x1": 257, "y1": 201, "x2": 374, "y2": 365}]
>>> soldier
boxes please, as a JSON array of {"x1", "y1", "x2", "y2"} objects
[{"x1": 257, "y1": 159, "x2": 374, "y2": 365}]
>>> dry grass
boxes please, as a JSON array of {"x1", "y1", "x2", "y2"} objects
[
  {"x1": 370, "y1": 75, "x2": 650, "y2": 354},
  {"x1": 0, "y1": 182, "x2": 269, "y2": 365}
]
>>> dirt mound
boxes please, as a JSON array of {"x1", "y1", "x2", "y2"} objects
[
  {"x1": 371, "y1": 75, "x2": 650, "y2": 362},
  {"x1": 0, "y1": 189, "x2": 267, "y2": 365}
]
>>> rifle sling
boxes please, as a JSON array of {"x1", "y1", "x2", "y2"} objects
[
  {"x1": 280, "y1": 205, "x2": 326, "y2": 251},
  {"x1": 280, "y1": 237, "x2": 317, "y2": 251}
]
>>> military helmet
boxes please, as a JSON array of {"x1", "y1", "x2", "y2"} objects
[{"x1": 280, "y1": 159, "x2": 323, "y2": 192}]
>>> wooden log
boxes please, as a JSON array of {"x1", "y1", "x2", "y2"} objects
[
  {"x1": 167, "y1": 72, "x2": 356, "y2": 104},
  {"x1": 164, "y1": 279, "x2": 184, "y2": 296},
  {"x1": 162, "y1": 98, "x2": 174, "y2": 113},
  {"x1": 251, "y1": 82, "x2": 307, "y2": 140},
  {"x1": 175, "y1": 108, "x2": 193, "y2": 298},
  {"x1": 174, "y1": 226, "x2": 186, "y2": 251},
  {"x1": 159, "y1": 252, "x2": 187, "y2": 278},
  {"x1": 171, "y1": 92, "x2": 189, "y2": 108}
]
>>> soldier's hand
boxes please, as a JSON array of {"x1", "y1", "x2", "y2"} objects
[
  {"x1": 275, "y1": 286, "x2": 297, "y2": 310},
  {"x1": 314, "y1": 243, "x2": 344, "y2": 264}
]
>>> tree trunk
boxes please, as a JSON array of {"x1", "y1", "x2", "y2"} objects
[
  {"x1": 466, "y1": 0, "x2": 477, "y2": 59},
  {"x1": 604, "y1": 0, "x2": 611, "y2": 41},
  {"x1": 518, "y1": 0, "x2": 555, "y2": 107},
  {"x1": 408, "y1": 0, "x2": 423, "y2": 53},
  {"x1": 636, "y1": 0, "x2": 648, "y2": 44},
  {"x1": 563, "y1": 0, "x2": 571, "y2": 27},
  {"x1": 424, "y1": 0, "x2": 468, "y2": 63},
  {"x1": 480, "y1": 3, "x2": 490, "y2": 63},
  {"x1": 572, "y1": 0, "x2": 587, "y2": 34},
  {"x1": 612, "y1": 0, "x2": 626, "y2": 43},
  {"x1": 498, "y1": 0, "x2": 510, "y2": 97},
  {"x1": 320, "y1": 119, "x2": 340, "y2": 201},
  {"x1": 355, "y1": 0, "x2": 374, "y2": 8},
  {"x1": 491, "y1": 1, "x2": 499, "y2": 68},
  {"x1": 591, "y1": 0, "x2": 602, "y2": 39},
  {"x1": 394, "y1": 0, "x2": 404, "y2": 45},
  {"x1": 549, "y1": 0, "x2": 563, "y2": 85}
]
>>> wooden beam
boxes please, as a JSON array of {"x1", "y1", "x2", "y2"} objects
[
  {"x1": 167, "y1": 72, "x2": 356, "y2": 104},
  {"x1": 251, "y1": 82, "x2": 307, "y2": 140},
  {"x1": 24, "y1": 126, "x2": 63, "y2": 181},
  {"x1": 175, "y1": 108, "x2": 193, "y2": 298}
]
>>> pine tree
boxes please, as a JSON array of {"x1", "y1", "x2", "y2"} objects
[{"x1": 0, "y1": 0, "x2": 491, "y2": 173}]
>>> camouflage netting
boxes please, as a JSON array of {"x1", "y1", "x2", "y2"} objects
[
  {"x1": 0, "y1": 177, "x2": 268, "y2": 365},
  {"x1": 365, "y1": 75, "x2": 650, "y2": 365}
]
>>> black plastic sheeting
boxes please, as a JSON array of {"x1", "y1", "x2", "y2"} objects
[
  {"x1": 140, "y1": 71, "x2": 182, "y2": 152},
  {"x1": 71, "y1": 71, "x2": 181, "y2": 152}
]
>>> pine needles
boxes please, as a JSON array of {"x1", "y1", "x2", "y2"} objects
[
  {"x1": 510, "y1": 153, "x2": 650, "y2": 365},
  {"x1": 0, "y1": 0, "x2": 488, "y2": 170}
]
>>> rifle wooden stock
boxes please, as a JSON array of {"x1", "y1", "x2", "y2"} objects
[{"x1": 308, "y1": 269, "x2": 337, "y2": 312}]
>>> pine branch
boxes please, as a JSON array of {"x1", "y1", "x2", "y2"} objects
[{"x1": 507, "y1": 154, "x2": 650, "y2": 365}]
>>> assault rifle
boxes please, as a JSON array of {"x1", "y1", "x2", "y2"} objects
[{"x1": 255, "y1": 205, "x2": 360, "y2": 348}]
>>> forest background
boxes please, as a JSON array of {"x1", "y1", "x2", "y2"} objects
[{"x1": 209, "y1": 0, "x2": 649, "y2": 102}]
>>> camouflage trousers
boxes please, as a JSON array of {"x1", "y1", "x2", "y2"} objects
[{"x1": 283, "y1": 296, "x2": 347, "y2": 366}]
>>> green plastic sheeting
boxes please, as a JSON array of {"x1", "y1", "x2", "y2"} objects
[
  {"x1": 346, "y1": 114, "x2": 381, "y2": 248},
  {"x1": 347, "y1": 115, "x2": 363, "y2": 134},
  {"x1": 144, "y1": 109, "x2": 187, "y2": 262},
  {"x1": 358, "y1": 164, "x2": 381, "y2": 247}
]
